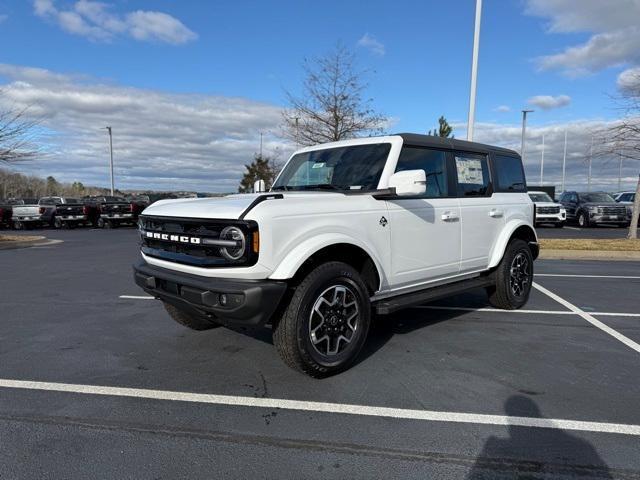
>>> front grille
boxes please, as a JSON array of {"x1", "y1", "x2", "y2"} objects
[
  {"x1": 139, "y1": 215, "x2": 258, "y2": 268},
  {"x1": 537, "y1": 206, "x2": 560, "y2": 214},
  {"x1": 601, "y1": 206, "x2": 626, "y2": 216}
]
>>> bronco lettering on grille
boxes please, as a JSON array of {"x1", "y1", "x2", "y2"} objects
[{"x1": 145, "y1": 231, "x2": 201, "y2": 244}]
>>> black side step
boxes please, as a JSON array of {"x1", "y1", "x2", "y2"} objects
[{"x1": 374, "y1": 275, "x2": 495, "y2": 315}]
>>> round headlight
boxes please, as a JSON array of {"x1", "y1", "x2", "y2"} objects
[{"x1": 220, "y1": 226, "x2": 245, "y2": 261}]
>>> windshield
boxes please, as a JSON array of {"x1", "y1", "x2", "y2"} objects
[
  {"x1": 580, "y1": 193, "x2": 614, "y2": 203},
  {"x1": 272, "y1": 143, "x2": 391, "y2": 191},
  {"x1": 529, "y1": 192, "x2": 553, "y2": 203}
]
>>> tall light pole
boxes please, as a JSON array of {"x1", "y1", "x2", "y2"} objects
[
  {"x1": 105, "y1": 126, "x2": 114, "y2": 196},
  {"x1": 539, "y1": 134, "x2": 545, "y2": 185},
  {"x1": 561, "y1": 130, "x2": 567, "y2": 193},
  {"x1": 520, "y1": 110, "x2": 533, "y2": 164},
  {"x1": 587, "y1": 136, "x2": 593, "y2": 192},
  {"x1": 466, "y1": 0, "x2": 482, "y2": 141},
  {"x1": 618, "y1": 149, "x2": 623, "y2": 192}
]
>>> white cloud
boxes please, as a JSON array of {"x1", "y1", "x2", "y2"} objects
[
  {"x1": 494, "y1": 105, "x2": 511, "y2": 113},
  {"x1": 528, "y1": 94, "x2": 571, "y2": 110},
  {"x1": 0, "y1": 64, "x2": 290, "y2": 192},
  {"x1": 357, "y1": 33, "x2": 385, "y2": 56},
  {"x1": 33, "y1": 0, "x2": 197, "y2": 45},
  {"x1": 617, "y1": 67, "x2": 640, "y2": 92},
  {"x1": 527, "y1": 0, "x2": 640, "y2": 76}
]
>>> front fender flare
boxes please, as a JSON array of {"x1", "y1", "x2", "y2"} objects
[
  {"x1": 488, "y1": 220, "x2": 538, "y2": 269},
  {"x1": 268, "y1": 233, "x2": 386, "y2": 289}
]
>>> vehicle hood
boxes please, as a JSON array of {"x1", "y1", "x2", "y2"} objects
[
  {"x1": 534, "y1": 201, "x2": 562, "y2": 208},
  {"x1": 581, "y1": 202, "x2": 619, "y2": 208},
  {"x1": 141, "y1": 192, "x2": 347, "y2": 220}
]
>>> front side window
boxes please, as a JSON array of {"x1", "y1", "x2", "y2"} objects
[
  {"x1": 454, "y1": 152, "x2": 490, "y2": 196},
  {"x1": 493, "y1": 154, "x2": 526, "y2": 192},
  {"x1": 272, "y1": 143, "x2": 391, "y2": 191},
  {"x1": 395, "y1": 147, "x2": 448, "y2": 197}
]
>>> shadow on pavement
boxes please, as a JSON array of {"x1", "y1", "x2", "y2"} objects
[{"x1": 467, "y1": 395, "x2": 613, "y2": 479}]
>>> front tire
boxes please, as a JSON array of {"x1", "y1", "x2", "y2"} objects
[
  {"x1": 162, "y1": 302, "x2": 220, "y2": 331},
  {"x1": 555, "y1": 221, "x2": 565, "y2": 228},
  {"x1": 273, "y1": 262, "x2": 371, "y2": 378},
  {"x1": 486, "y1": 239, "x2": 534, "y2": 310},
  {"x1": 577, "y1": 211, "x2": 589, "y2": 227}
]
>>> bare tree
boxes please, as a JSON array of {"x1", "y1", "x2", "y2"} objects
[
  {"x1": 282, "y1": 44, "x2": 386, "y2": 146},
  {"x1": 594, "y1": 73, "x2": 640, "y2": 239},
  {"x1": 0, "y1": 93, "x2": 39, "y2": 164}
]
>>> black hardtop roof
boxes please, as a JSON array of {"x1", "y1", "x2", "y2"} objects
[{"x1": 396, "y1": 133, "x2": 519, "y2": 157}]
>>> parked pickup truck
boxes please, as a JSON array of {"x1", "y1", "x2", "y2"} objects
[
  {"x1": 133, "y1": 133, "x2": 538, "y2": 377},
  {"x1": 0, "y1": 199, "x2": 26, "y2": 228},
  {"x1": 11, "y1": 198, "x2": 50, "y2": 229},
  {"x1": 87, "y1": 196, "x2": 139, "y2": 228},
  {"x1": 43, "y1": 197, "x2": 99, "y2": 228}
]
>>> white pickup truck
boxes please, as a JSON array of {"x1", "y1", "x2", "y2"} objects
[{"x1": 134, "y1": 134, "x2": 538, "y2": 377}]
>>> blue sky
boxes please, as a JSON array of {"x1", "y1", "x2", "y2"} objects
[{"x1": 0, "y1": 0, "x2": 639, "y2": 192}]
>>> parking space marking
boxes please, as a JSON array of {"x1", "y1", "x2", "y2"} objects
[
  {"x1": 532, "y1": 282, "x2": 640, "y2": 354},
  {"x1": 119, "y1": 295, "x2": 155, "y2": 300},
  {"x1": 564, "y1": 226, "x2": 581, "y2": 230},
  {"x1": 1, "y1": 378, "x2": 639, "y2": 436},
  {"x1": 414, "y1": 305, "x2": 640, "y2": 317},
  {"x1": 536, "y1": 274, "x2": 640, "y2": 280}
]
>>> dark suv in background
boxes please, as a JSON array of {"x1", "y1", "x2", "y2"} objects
[{"x1": 559, "y1": 191, "x2": 630, "y2": 227}]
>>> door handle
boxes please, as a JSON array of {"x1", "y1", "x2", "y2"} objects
[
  {"x1": 489, "y1": 209, "x2": 504, "y2": 218},
  {"x1": 441, "y1": 212, "x2": 459, "y2": 222}
]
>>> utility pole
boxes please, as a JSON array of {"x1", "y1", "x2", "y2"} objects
[
  {"x1": 561, "y1": 130, "x2": 567, "y2": 193},
  {"x1": 105, "y1": 126, "x2": 114, "y2": 196},
  {"x1": 588, "y1": 136, "x2": 593, "y2": 192},
  {"x1": 539, "y1": 134, "x2": 545, "y2": 185},
  {"x1": 520, "y1": 110, "x2": 533, "y2": 164},
  {"x1": 466, "y1": 0, "x2": 482, "y2": 141}
]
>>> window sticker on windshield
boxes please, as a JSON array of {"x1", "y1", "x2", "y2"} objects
[
  {"x1": 312, "y1": 162, "x2": 325, "y2": 169},
  {"x1": 456, "y1": 158, "x2": 483, "y2": 184},
  {"x1": 349, "y1": 185, "x2": 362, "y2": 190}
]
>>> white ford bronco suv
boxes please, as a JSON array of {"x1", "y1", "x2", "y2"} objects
[{"x1": 134, "y1": 134, "x2": 538, "y2": 377}]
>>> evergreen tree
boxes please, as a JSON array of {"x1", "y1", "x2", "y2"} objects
[
  {"x1": 238, "y1": 154, "x2": 280, "y2": 193},
  {"x1": 428, "y1": 116, "x2": 453, "y2": 138}
]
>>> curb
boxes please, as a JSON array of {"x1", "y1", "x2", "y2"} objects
[
  {"x1": 539, "y1": 249, "x2": 640, "y2": 261},
  {"x1": 0, "y1": 237, "x2": 63, "y2": 250}
]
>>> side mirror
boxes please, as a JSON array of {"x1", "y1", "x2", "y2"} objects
[
  {"x1": 253, "y1": 179, "x2": 266, "y2": 193},
  {"x1": 388, "y1": 170, "x2": 426, "y2": 196}
]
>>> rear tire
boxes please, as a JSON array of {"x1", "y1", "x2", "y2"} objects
[
  {"x1": 97, "y1": 218, "x2": 105, "y2": 228},
  {"x1": 486, "y1": 239, "x2": 533, "y2": 310},
  {"x1": 54, "y1": 217, "x2": 63, "y2": 229},
  {"x1": 162, "y1": 302, "x2": 220, "y2": 331},
  {"x1": 272, "y1": 261, "x2": 371, "y2": 378}
]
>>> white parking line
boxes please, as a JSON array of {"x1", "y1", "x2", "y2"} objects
[
  {"x1": 0, "y1": 378, "x2": 639, "y2": 436},
  {"x1": 536, "y1": 274, "x2": 640, "y2": 280},
  {"x1": 414, "y1": 305, "x2": 640, "y2": 317},
  {"x1": 532, "y1": 282, "x2": 640, "y2": 354},
  {"x1": 119, "y1": 295, "x2": 155, "y2": 300},
  {"x1": 563, "y1": 226, "x2": 581, "y2": 230}
]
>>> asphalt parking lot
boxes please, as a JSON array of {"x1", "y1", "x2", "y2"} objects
[
  {"x1": 1, "y1": 228, "x2": 639, "y2": 479},
  {"x1": 535, "y1": 224, "x2": 638, "y2": 239}
]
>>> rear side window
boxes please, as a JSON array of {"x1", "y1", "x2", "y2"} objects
[
  {"x1": 454, "y1": 152, "x2": 490, "y2": 196},
  {"x1": 493, "y1": 154, "x2": 526, "y2": 192},
  {"x1": 395, "y1": 147, "x2": 448, "y2": 197}
]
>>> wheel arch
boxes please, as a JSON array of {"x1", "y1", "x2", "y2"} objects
[
  {"x1": 488, "y1": 221, "x2": 539, "y2": 269},
  {"x1": 269, "y1": 236, "x2": 384, "y2": 295}
]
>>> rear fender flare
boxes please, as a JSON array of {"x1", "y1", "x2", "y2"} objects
[{"x1": 488, "y1": 220, "x2": 538, "y2": 269}]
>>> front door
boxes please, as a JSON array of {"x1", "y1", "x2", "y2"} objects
[{"x1": 386, "y1": 146, "x2": 461, "y2": 290}]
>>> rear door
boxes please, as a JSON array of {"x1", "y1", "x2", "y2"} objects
[
  {"x1": 455, "y1": 151, "x2": 505, "y2": 272},
  {"x1": 386, "y1": 146, "x2": 461, "y2": 289}
]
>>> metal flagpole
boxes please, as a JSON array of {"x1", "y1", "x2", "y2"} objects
[{"x1": 466, "y1": 0, "x2": 482, "y2": 141}]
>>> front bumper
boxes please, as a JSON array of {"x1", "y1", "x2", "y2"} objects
[
  {"x1": 102, "y1": 213, "x2": 134, "y2": 220},
  {"x1": 133, "y1": 260, "x2": 287, "y2": 327},
  {"x1": 588, "y1": 212, "x2": 629, "y2": 224},
  {"x1": 535, "y1": 213, "x2": 565, "y2": 223}
]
